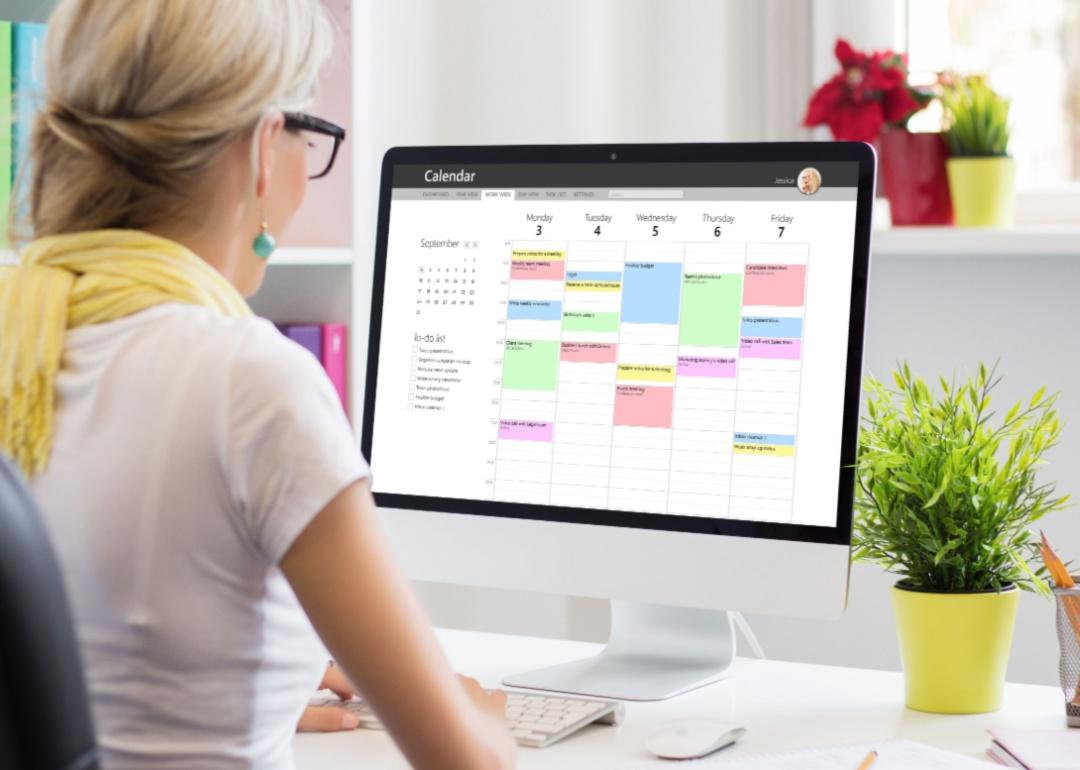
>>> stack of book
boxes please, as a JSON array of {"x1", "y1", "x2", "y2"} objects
[
  {"x1": 0, "y1": 20, "x2": 47, "y2": 247},
  {"x1": 276, "y1": 323, "x2": 349, "y2": 416},
  {"x1": 986, "y1": 728, "x2": 1080, "y2": 768}
]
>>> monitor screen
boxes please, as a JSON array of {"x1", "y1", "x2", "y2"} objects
[{"x1": 363, "y1": 145, "x2": 874, "y2": 545}]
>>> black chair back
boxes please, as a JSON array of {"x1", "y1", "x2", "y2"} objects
[{"x1": 0, "y1": 454, "x2": 99, "y2": 770}]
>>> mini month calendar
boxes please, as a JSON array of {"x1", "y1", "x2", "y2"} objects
[{"x1": 416, "y1": 241, "x2": 479, "y2": 313}]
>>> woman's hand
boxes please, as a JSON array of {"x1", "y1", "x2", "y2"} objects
[
  {"x1": 296, "y1": 663, "x2": 361, "y2": 733},
  {"x1": 458, "y1": 676, "x2": 507, "y2": 723},
  {"x1": 296, "y1": 670, "x2": 506, "y2": 734},
  {"x1": 283, "y1": 482, "x2": 517, "y2": 768}
]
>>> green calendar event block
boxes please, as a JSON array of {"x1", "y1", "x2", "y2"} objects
[
  {"x1": 502, "y1": 340, "x2": 560, "y2": 390},
  {"x1": 679, "y1": 273, "x2": 743, "y2": 347},
  {"x1": 562, "y1": 311, "x2": 620, "y2": 333}
]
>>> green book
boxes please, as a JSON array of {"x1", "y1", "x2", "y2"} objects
[{"x1": 0, "y1": 21, "x2": 12, "y2": 248}]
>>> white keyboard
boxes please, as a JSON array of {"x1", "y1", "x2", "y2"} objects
[{"x1": 309, "y1": 690, "x2": 625, "y2": 748}]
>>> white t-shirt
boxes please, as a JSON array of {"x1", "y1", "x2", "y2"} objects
[{"x1": 30, "y1": 303, "x2": 368, "y2": 770}]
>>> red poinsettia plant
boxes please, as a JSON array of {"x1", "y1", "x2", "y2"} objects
[{"x1": 804, "y1": 39, "x2": 932, "y2": 142}]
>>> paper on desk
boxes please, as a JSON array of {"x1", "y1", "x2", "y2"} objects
[{"x1": 635, "y1": 739, "x2": 991, "y2": 769}]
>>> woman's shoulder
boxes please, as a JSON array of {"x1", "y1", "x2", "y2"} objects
[
  {"x1": 70, "y1": 301, "x2": 273, "y2": 345},
  {"x1": 92, "y1": 302, "x2": 330, "y2": 394},
  {"x1": 182, "y1": 305, "x2": 330, "y2": 393},
  {"x1": 146, "y1": 302, "x2": 279, "y2": 339},
  {"x1": 144, "y1": 303, "x2": 313, "y2": 359}
]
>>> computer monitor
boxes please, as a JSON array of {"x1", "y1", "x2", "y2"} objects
[{"x1": 362, "y1": 143, "x2": 875, "y2": 701}]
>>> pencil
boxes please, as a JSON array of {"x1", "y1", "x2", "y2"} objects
[
  {"x1": 1041, "y1": 532, "x2": 1080, "y2": 704},
  {"x1": 855, "y1": 749, "x2": 878, "y2": 770},
  {"x1": 1041, "y1": 532, "x2": 1076, "y2": 589}
]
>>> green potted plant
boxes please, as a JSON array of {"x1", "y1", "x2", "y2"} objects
[
  {"x1": 942, "y1": 76, "x2": 1015, "y2": 227},
  {"x1": 855, "y1": 363, "x2": 1068, "y2": 713}
]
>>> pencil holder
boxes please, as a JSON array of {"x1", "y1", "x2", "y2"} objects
[{"x1": 1053, "y1": 582, "x2": 1080, "y2": 727}]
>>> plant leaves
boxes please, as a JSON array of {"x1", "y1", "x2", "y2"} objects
[{"x1": 852, "y1": 362, "x2": 1068, "y2": 593}]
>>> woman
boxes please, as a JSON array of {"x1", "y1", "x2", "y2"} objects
[{"x1": 0, "y1": 0, "x2": 515, "y2": 768}]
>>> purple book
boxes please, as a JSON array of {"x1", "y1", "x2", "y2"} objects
[{"x1": 277, "y1": 323, "x2": 322, "y2": 360}]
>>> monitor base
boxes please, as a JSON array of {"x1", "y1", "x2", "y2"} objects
[{"x1": 502, "y1": 600, "x2": 735, "y2": 701}]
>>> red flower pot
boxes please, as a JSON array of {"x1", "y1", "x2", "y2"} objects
[{"x1": 876, "y1": 129, "x2": 954, "y2": 226}]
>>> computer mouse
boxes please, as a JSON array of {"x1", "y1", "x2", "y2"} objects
[{"x1": 644, "y1": 719, "x2": 746, "y2": 760}]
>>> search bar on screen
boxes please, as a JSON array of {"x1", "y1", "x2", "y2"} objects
[{"x1": 608, "y1": 189, "x2": 684, "y2": 199}]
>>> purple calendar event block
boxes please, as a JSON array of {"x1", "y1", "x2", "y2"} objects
[
  {"x1": 676, "y1": 356, "x2": 738, "y2": 378},
  {"x1": 740, "y1": 337, "x2": 802, "y2": 360},
  {"x1": 498, "y1": 420, "x2": 554, "y2": 442}
]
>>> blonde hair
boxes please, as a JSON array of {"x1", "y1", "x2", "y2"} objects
[{"x1": 18, "y1": 0, "x2": 334, "y2": 241}]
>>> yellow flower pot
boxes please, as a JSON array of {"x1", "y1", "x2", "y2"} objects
[
  {"x1": 946, "y1": 156, "x2": 1016, "y2": 227},
  {"x1": 891, "y1": 583, "x2": 1019, "y2": 714}
]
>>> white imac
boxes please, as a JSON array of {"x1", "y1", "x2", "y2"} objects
[{"x1": 361, "y1": 143, "x2": 876, "y2": 701}]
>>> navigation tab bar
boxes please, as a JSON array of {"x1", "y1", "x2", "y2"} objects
[
  {"x1": 390, "y1": 186, "x2": 858, "y2": 202},
  {"x1": 392, "y1": 161, "x2": 860, "y2": 189},
  {"x1": 482, "y1": 189, "x2": 515, "y2": 200}
]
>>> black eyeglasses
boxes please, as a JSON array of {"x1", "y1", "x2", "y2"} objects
[{"x1": 284, "y1": 112, "x2": 346, "y2": 180}]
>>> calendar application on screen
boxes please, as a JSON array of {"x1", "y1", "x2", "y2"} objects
[{"x1": 369, "y1": 162, "x2": 860, "y2": 527}]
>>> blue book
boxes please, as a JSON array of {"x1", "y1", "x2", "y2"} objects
[{"x1": 12, "y1": 22, "x2": 46, "y2": 191}]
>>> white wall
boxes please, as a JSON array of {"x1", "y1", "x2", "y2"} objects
[
  {"x1": 352, "y1": 0, "x2": 1079, "y2": 687},
  {"x1": 351, "y1": 0, "x2": 817, "y2": 256}
]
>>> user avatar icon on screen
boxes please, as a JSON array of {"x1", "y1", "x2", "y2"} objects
[{"x1": 798, "y1": 167, "x2": 822, "y2": 195}]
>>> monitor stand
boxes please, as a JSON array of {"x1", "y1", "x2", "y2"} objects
[{"x1": 502, "y1": 600, "x2": 735, "y2": 701}]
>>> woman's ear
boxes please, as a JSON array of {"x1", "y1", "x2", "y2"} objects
[{"x1": 255, "y1": 112, "x2": 286, "y2": 199}]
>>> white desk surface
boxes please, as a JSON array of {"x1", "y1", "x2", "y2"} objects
[{"x1": 293, "y1": 628, "x2": 1065, "y2": 768}]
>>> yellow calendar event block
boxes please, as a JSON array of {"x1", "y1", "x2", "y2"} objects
[
  {"x1": 732, "y1": 443, "x2": 795, "y2": 457},
  {"x1": 566, "y1": 281, "x2": 621, "y2": 292},
  {"x1": 616, "y1": 364, "x2": 676, "y2": 383},
  {"x1": 511, "y1": 249, "x2": 566, "y2": 261}
]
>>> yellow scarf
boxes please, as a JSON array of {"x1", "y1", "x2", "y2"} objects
[{"x1": 0, "y1": 229, "x2": 252, "y2": 476}]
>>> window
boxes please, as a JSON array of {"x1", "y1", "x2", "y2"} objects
[{"x1": 906, "y1": 0, "x2": 1080, "y2": 190}]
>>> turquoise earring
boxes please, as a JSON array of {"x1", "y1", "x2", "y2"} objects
[{"x1": 252, "y1": 214, "x2": 276, "y2": 260}]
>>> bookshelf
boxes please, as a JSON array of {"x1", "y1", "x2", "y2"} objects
[
  {"x1": 248, "y1": 0, "x2": 363, "y2": 426},
  {"x1": 271, "y1": 247, "x2": 353, "y2": 266}
]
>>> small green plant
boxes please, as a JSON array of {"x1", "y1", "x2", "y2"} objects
[
  {"x1": 854, "y1": 363, "x2": 1068, "y2": 594},
  {"x1": 942, "y1": 76, "x2": 1011, "y2": 157}
]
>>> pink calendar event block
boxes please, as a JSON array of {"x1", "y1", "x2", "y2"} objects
[
  {"x1": 560, "y1": 342, "x2": 617, "y2": 363},
  {"x1": 613, "y1": 385, "x2": 674, "y2": 429},
  {"x1": 743, "y1": 263, "x2": 806, "y2": 306},
  {"x1": 740, "y1": 337, "x2": 802, "y2": 360},
  {"x1": 498, "y1": 420, "x2": 554, "y2": 442},
  {"x1": 677, "y1": 356, "x2": 737, "y2": 377},
  {"x1": 511, "y1": 260, "x2": 565, "y2": 280}
]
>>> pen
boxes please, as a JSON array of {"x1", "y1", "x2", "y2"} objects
[{"x1": 855, "y1": 749, "x2": 878, "y2": 770}]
